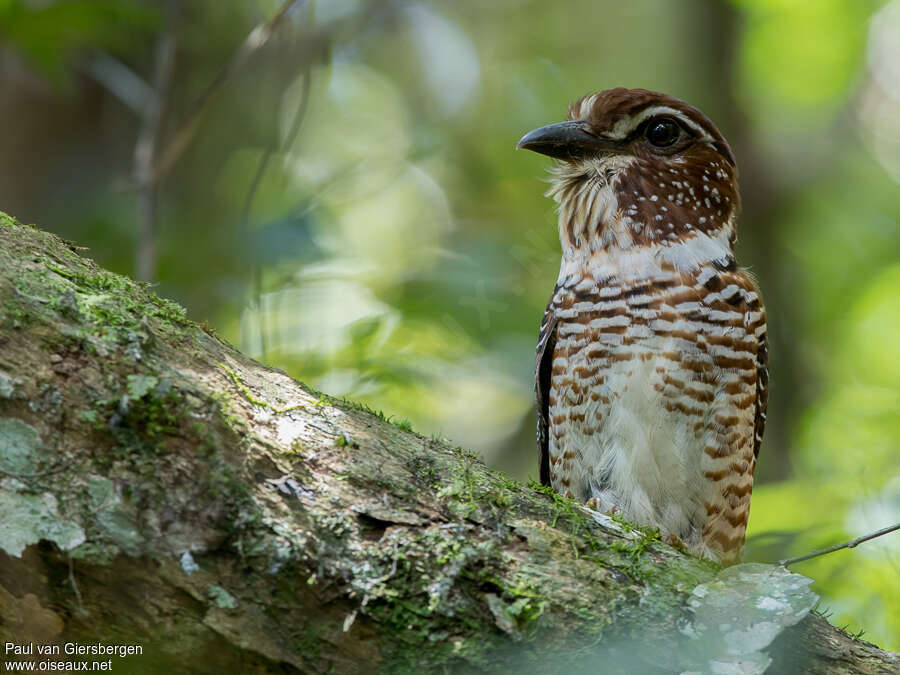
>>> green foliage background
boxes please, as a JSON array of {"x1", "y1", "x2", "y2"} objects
[{"x1": 0, "y1": 0, "x2": 897, "y2": 650}]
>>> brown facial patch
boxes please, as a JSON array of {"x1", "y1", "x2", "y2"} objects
[{"x1": 615, "y1": 143, "x2": 738, "y2": 243}]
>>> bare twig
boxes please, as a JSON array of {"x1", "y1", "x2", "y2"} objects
[
  {"x1": 134, "y1": 0, "x2": 179, "y2": 282},
  {"x1": 81, "y1": 51, "x2": 154, "y2": 113},
  {"x1": 239, "y1": 64, "x2": 313, "y2": 228},
  {"x1": 151, "y1": 0, "x2": 306, "y2": 186},
  {"x1": 779, "y1": 522, "x2": 900, "y2": 567},
  {"x1": 242, "y1": 62, "x2": 313, "y2": 358}
]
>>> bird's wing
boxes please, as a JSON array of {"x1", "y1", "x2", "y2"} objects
[
  {"x1": 753, "y1": 314, "x2": 768, "y2": 459},
  {"x1": 535, "y1": 296, "x2": 558, "y2": 486}
]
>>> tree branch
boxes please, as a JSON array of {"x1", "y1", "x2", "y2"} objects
[{"x1": 0, "y1": 212, "x2": 896, "y2": 674}]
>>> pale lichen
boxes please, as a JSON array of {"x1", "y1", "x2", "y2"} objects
[
  {"x1": 679, "y1": 562, "x2": 818, "y2": 674},
  {"x1": 0, "y1": 481, "x2": 86, "y2": 557},
  {"x1": 0, "y1": 418, "x2": 45, "y2": 475}
]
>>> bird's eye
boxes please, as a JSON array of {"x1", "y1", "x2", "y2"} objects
[{"x1": 646, "y1": 118, "x2": 681, "y2": 147}]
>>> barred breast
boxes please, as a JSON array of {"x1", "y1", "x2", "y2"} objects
[{"x1": 545, "y1": 264, "x2": 766, "y2": 563}]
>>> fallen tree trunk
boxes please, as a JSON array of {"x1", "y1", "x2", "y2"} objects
[{"x1": 0, "y1": 211, "x2": 896, "y2": 674}]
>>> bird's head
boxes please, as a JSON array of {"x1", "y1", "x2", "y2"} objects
[{"x1": 518, "y1": 88, "x2": 740, "y2": 256}]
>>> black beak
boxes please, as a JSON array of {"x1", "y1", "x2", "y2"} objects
[{"x1": 517, "y1": 120, "x2": 619, "y2": 160}]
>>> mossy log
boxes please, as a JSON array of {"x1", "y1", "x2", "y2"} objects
[{"x1": 0, "y1": 212, "x2": 897, "y2": 674}]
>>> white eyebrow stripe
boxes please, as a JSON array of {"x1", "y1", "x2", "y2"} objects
[
  {"x1": 607, "y1": 105, "x2": 715, "y2": 143},
  {"x1": 578, "y1": 94, "x2": 599, "y2": 119}
]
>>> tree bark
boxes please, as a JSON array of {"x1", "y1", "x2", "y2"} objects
[{"x1": 0, "y1": 212, "x2": 896, "y2": 674}]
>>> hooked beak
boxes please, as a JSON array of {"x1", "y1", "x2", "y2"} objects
[{"x1": 516, "y1": 120, "x2": 619, "y2": 160}]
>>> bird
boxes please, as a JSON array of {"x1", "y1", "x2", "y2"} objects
[{"x1": 518, "y1": 88, "x2": 767, "y2": 565}]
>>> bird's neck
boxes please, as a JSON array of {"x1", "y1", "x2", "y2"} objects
[{"x1": 550, "y1": 166, "x2": 737, "y2": 288}]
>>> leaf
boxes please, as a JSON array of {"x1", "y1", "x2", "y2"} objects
[{"x1": 0, "y1": 0, "x2": 158, "y2": 86}]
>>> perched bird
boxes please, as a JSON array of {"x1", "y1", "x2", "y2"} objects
[{"x1": 519, "y1": 88, "x2": 767, "y2": 564}]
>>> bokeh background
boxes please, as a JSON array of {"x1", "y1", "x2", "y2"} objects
[{"x1": 1, "y1": 0, "x2": 898, "y2": 650}]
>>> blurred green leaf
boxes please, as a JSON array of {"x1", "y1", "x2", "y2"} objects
[
  {"x1": 0, "y1": 0, "x2": 158, "y2": 85},
  {"x1": 732, "y1": 0, "x2": 874, "y2": 116}
]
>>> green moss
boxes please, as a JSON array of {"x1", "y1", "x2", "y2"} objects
[
  {"x1": 322, "y1": 393, "x2": 419, "y2": 434},
  {"x1": 68, "y1": 541, "x2": 120, "y2": 565},
  {"x1": 436, "y1": 451, "x2": 479, "y2": 516},
  {"x1": 204, "y1": 452, "x2": 252, "y2": 504},
  {"x1": 220, "y1": 363, "x2": 418, "y2": 441},
  {"x1": 504, "y1": 594, "x2": 548, "y2": 630},
  {"x1": 323, "y1": 394, "x2": 389, "y2": 421},
  {"x1": 480, "y1": 576, "x2": 549, "y2": 635},
  {"x1": 2, "y1": 298, "x2": 32, "y2": 330},
  {"x1": 527, "y1": 481, "x2": 608, "y2": 545},
  {"x1": 0, "y1": 221, "x2": 199, "y2": 364},
  {"x1": 105, "y1": 379, "x2": 183, "y2": 453},
  {"x1": 208, "y1": 390, "x2": 247, "y2": 433},
  {"x1": 291, "y1": 625, "x2": 322, "y2": 661},
  {"x1": 390, "y1": 417, "x2": 414, "y2": 432},
  {"x1": 524, "y1": 480, "x2": 671, "y2": 581},
  {"x1": 370, "y1": 594, "x2": 496, "y2": 673},
  {"x1": 407, "y1": 453, "x2": 439, "y2": 485},
  {"x1": 341, "y1": 517, "x2": 504, "y2": 669},
  {"x1": 43, "y1": 259, "x2": 190, "y2": 330},
  {"x1": 219, "y1": 362, "x2": 304, "y2": 414}
]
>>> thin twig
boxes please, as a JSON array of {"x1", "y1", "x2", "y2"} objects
[
  {"x1": 81, "y1": 51, "x2": 154, "y2": 113},
  {"x1": 152, "y1": 0, "x2": 306, "y2": 186},
  {"x1": 779, "y1": 523, "x2": 900, "y2": 566},
  {"x1": 243, "y1": 63, "x2": 313, "y2": 358},
  {"x1": 238, "y1": 62, "x2": 313, "y2": 229},
  {"x1": 134, "y1": 0, "x2": 179, "y2": 282}
]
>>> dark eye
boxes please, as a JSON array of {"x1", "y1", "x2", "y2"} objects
[{"x1": 646, "y1": 118, "x2": 681, "y2": 147}]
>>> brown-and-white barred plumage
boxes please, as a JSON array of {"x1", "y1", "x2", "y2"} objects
[{"x1": 522, "y1": 88, "x2": 768, "y2": 564}]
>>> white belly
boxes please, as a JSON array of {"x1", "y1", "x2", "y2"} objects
[{"x1": 549, "y1": 333, "x2": 718, "y2": 545}]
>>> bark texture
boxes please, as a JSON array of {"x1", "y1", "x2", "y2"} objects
[{"x1": 0, "y1": 212, "x2": 896, "y2": 674}]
